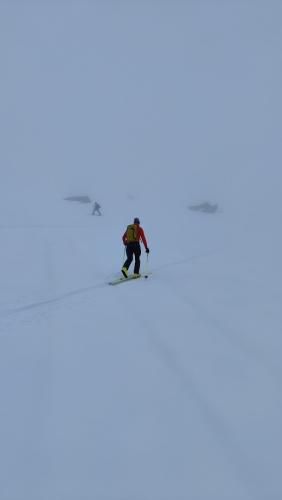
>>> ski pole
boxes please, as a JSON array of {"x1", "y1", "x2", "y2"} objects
[{"x1": 144, "y1": 253, "x2": 149, "y2": 278}]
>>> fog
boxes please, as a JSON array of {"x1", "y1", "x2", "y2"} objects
[
  {"x1": 1, "y1": 1, "x2": 281, "y2": 205},
  {"x1": 1, "y1": 2, "x2": 282, "y2": 499}
]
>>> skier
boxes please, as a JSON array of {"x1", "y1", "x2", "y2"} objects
[
  {"x1": 92, "y1": 201, "x2": 102, "y2": 216},
  {"x1": 121, "y1": 217, "x2": 149, "y2": 278}
]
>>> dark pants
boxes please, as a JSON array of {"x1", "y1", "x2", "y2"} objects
[{"x1": 123, "y1": 242, "x2": 141, "y2": 274}]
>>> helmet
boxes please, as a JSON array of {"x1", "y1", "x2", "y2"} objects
[{"x1": 134, "y1": 217, "x2": 140, "y2": 224}]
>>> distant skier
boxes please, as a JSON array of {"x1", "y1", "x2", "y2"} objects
[
  {"x1": 121, "y1": 218, "x2": 149, "y2": 278},
  {"x1": 92, "y1": 201, "x2": 102, "y2": 216}
]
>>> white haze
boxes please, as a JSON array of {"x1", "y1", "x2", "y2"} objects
[{"x1": 0, "y1": 1, "x2": 281, "y2": 499}]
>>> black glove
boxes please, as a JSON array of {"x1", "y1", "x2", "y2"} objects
[{"x1": 146, "y1": 248, "x2": 150, "y2": 254}]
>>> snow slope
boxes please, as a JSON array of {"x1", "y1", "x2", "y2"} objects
[
  {"x1": 1, "y1": 196, "x2": 281, "y2": 500},
  {"x1": 1, "y1": 2, "x2": 282, "y2": 500}
]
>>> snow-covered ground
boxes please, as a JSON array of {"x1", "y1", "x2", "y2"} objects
[{"x1": 1, "y1": 2, "x2": 282, "y2": 499}]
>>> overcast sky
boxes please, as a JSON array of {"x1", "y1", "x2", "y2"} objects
[{"x1": 1, "y1": 1, "x2": 281, "y2": 209}]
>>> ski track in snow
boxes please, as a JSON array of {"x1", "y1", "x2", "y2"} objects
[
  {"x1": 159, "y1": 276, "x2": 282, "y2": 389},
  {"x1": 0, "y1": 250, "x2": 281, "y2": 499},
  {"x1": 0, "y1": 251, "x2": 218, "y2": 322},
  {"x1": 114, "y1": 289, "x2": 266, "y2": 500},
  {"x1": 1, "y1": 261, "x2": 281, "y2": 499},
  {"x1": 0, "y1": 282, "x2": 106, "y2": 322},
  {"x1": 1, "y1": 250, "x2": 280, "y2": 390}
]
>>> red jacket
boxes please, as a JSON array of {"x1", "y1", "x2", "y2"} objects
[{"x1": 122, "y1": 225, "x2": 148, "y2": 249}]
